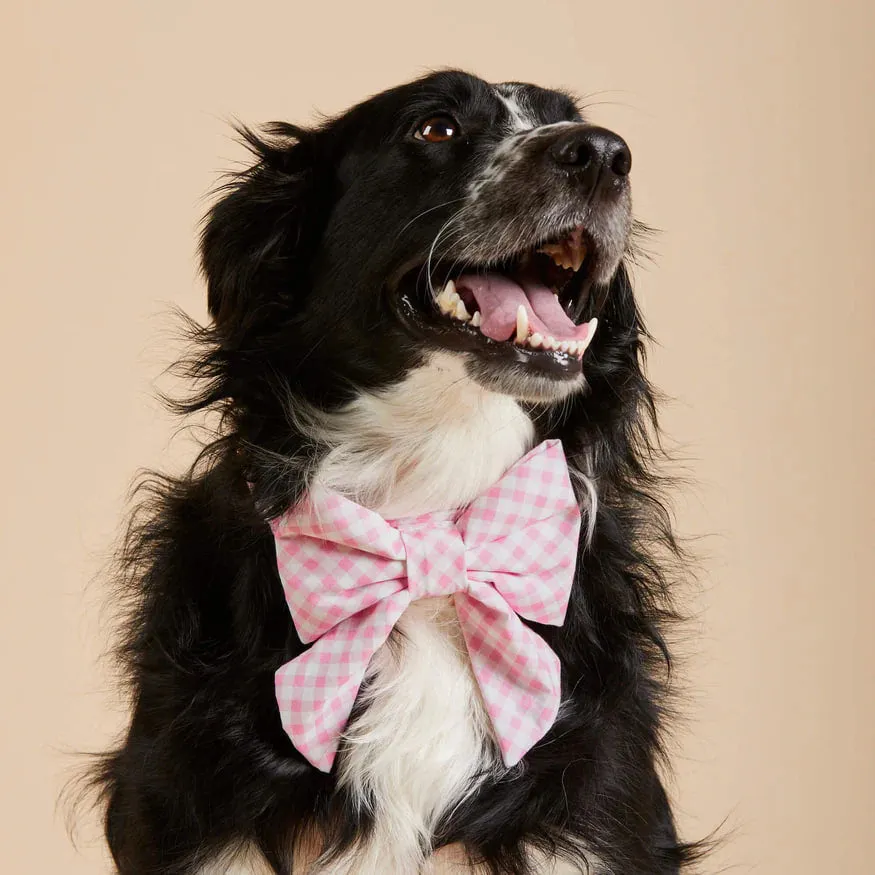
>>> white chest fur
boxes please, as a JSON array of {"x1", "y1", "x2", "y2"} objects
[{"x1": 308, "y1": 354, "x2": 535, "y2": 873}]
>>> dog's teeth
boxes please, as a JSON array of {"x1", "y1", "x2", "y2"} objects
[
  {"x1": 515, "y1": 305, "x2": 529, "y2": 344},
  {"x1": 547, "y1": 336, "x2": 560, "y2": 351},
  {"x1": 437, "y1": 280, "x2": 457, "y2": 314},
  {"x1": 559, "y1": 341, "x2": 570, "y2": 353},
  {"x1": 585, "y1": 317, "x2": 598, "y2": 344},
  {"x1": 454, "y1": 299, "x2": 471, "y2": 321},
  {"x1": 577, "y1": 318, "x2": 598, "y2": 356},
  {"x1": 539, "y1": 236, "x2": 587, "y2": 273},
  {"x1": 471, "y1": 310, "x2": 482, "y2": 327},
  {"x1": 529, "y1": 332, "x2": 543, "y2": 349}
]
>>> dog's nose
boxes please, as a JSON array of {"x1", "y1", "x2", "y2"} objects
[{"x1": 549, "y1": 126, "x2": 632, "y2": 180}]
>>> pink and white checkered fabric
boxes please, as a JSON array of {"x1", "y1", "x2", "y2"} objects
[{"x1": 270, "y1": 439, "x2": 581, "y2": 772}]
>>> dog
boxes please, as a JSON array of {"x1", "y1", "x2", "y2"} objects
[{"x1": 91, "y1": 70, "x2": 701, "y2": 875}]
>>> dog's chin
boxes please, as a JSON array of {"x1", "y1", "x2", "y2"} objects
[
  {"x1": 459, "y1": 352, "x2": 586, "y2": 403},
  {"x1": 388, "y1": 222, "x2": 614, "y2": 404}
]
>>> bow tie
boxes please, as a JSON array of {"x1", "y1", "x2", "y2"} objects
[{"x1": 270, "y1": 439, "x2": 581, "y2": 772}]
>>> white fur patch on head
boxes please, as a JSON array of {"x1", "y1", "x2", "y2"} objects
[
  {"x1": 494, "y1": 83, "x2": 538, "y2": 133},
  {"x1": 465, "y1": 118, "x2": 579, "y2": 210}
]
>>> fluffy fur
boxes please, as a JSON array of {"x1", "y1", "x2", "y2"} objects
[{"x1": 87, "y1": 70, "x2": 704, "y2": 875}]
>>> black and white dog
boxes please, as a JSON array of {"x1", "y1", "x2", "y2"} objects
[{"x1": 93, "y1": 70, "x2": 701, "y2": 875}]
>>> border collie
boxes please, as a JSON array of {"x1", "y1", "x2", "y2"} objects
[{"x1": 91, "y1": 70, "x2": 701, "y2": 875}]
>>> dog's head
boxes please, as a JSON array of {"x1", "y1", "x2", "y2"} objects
[{"x1": 201, "y1": 70, "x2": 638, "y2": 412}]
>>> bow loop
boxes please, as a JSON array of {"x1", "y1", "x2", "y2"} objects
[
  {"x1": 271, "y1": 487, "x2": 407, "y2": 642},
  {"x1": 456, "y1": 440, "x2": 576, "y2": 545},
  {"x1": 460, "y1": 440, "x2": 579, "y2": 626}
]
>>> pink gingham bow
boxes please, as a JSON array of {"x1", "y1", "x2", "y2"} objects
[{"x1": 270, "y1": 439, "x2": 581, "y2": 772}]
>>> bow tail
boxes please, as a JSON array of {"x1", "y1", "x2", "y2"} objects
[
  {"x1": 275, "y1": 592, "x2": 410, "y2": 772},
  {"x1": 454, "y1": 590, "x2": 563, "y2": 767}
]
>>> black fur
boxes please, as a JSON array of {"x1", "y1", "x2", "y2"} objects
[{"x1": 89, "y1": 70, "x2": 704, "y2": 874}]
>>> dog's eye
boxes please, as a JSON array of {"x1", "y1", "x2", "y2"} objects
[{"x1": 414, "y1": 115, "x2": 459, "y2": 143}]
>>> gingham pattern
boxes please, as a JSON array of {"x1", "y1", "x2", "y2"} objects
[{"x1": 270, "y1": 439, "x2": 581, "y2": 772}]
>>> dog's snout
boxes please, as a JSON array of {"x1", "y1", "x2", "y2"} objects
[{"x1": 549, "y1": 126, "x2": 632, "y2": 180}]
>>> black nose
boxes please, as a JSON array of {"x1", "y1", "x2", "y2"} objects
[{"x1": 549, "y1": 126, "x2": 632, "y2": 179}]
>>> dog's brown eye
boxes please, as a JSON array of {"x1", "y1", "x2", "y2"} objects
[{"x1": 414, "y1": 115, "x2": 459, "y2": 143}]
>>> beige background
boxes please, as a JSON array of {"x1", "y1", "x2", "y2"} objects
[{"x1": 2, "y1": 1, "x2": 874, "y2": 872}]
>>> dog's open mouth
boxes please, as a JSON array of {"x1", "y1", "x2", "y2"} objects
[{"x1": 395, "y1": 224, "x2": 599, "y2": 377}]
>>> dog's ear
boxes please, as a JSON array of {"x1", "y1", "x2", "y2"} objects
[{"x1": 200, "y1": 123, "x2": 316, "y2": 342}]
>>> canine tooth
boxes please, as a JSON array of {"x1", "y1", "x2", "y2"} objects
[
  {"x1": 471, "y1": 310, "x2": 482, "y2": 327},
  {"x1": 454, "y1": 299, "x2": 471, "y2": 321},
  {"x1": 529, "y1": 332, "x2": 543, "y2": 349},
  {"x1": 437, "y1": 280, "x2": 456, "y2": 314},
  {"x1": 570, "y1": 246, "x2": 586, "y2": 272},
  {"x1": 578, "y1": 318, "x2": 598, "y2": 355},
  {"x1": 515, "y1": 305, "x2": 529, "y2": 344},
  {"x1": 588, "y1": 317, "x2": 599, "y2": 339}
]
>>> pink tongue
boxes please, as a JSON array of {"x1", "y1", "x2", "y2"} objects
[{"x1": 456, "y1": 273, "x2": 590, "y2": 343}]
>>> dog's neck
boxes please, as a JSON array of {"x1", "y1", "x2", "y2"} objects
[{"x1": 310, "y1": 353, "x2": 535, "y2": 518}]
